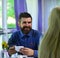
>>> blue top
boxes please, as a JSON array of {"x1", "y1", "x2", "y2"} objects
[{"x1": 8, "y1": 29, "x2": 42, "y2": 58}]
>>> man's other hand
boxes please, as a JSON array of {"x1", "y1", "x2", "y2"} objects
[
  {"x1": 20, "y1": 47, "x2": 34, "y2": 56},
  {"x1": 8, "y1": 46, "x2": 16, "y2": 55}
]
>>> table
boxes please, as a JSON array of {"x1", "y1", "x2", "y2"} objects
[
  {"x1": 11, "y1": 54, "x2": 34, "y2": 58},
  {"x1": 0, "y1": 50, "x2": 34, "y2": 58}
]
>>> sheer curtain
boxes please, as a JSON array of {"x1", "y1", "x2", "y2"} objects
[
  {"x1": 14, "y1": 0, "x2": 42, "y2": 33},
  {"x1": 42, "y1": 0, "x2": 60, "y2": 34},
  {"x1": 14, "y1": 0, "x2": 27, "y2": 30},
  {"x1": 14, "y1": 0, "x2": 60, "y2": 34}
]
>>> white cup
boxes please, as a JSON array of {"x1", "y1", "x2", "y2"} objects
[{"x1": 15, "y1": 46, "x2": 24, "y2": 52}]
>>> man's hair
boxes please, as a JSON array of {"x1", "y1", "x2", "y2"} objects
[{"x1": 18, "y1": 12, "x2": 32, "y2": 21}]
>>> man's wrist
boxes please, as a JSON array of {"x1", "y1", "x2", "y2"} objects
[{"x1": 33, "y1": 50, "x2": 38, "y2": 57}]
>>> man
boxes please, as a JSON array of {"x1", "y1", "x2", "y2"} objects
[{"x1": 8, "y1": 12, "x2": 42, "y2": 58}]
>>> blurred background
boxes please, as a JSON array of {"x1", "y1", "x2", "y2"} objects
[{"x1": 0, "y1": 0, "x2": 60, "y2": 50}]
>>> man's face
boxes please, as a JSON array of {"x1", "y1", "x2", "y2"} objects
[{"x1": 18, "y1": 17, "x2": 32, "y2": 34}]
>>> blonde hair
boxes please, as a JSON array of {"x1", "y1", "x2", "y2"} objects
[{"x1": 38, "y1": 7, "x2": 60, "y2": 58}]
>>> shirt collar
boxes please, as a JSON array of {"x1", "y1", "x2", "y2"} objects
[{"x1": 20, "y1": 29, "x2": 33, "y2": 38}]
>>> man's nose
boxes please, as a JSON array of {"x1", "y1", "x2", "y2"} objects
[{"x1": 26, "y1": 23, "x2": 29, "y2": 26}]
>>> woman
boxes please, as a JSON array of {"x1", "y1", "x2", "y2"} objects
[{"x1": 38, "y1": 7, "x2": 60, "y2": 58}]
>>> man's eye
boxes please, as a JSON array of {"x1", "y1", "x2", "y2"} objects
[
  {"x1": 23, "y1": 22, "x2": 26, "y2": 24},
  {"x1": 23, "y1": 22, "x2": 31, "y2": 24},
  {"x1": 28, "y1": 22, "x2": 31, "y2": 23}
]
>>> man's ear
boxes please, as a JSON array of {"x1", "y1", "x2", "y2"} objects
[{"x1": 18, "y1": 22, "x2": 21, "y2": 27}]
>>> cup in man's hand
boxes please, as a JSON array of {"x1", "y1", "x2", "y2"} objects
[{"x1": 15, "y1": 46, "x2": 24, "y2": 52}]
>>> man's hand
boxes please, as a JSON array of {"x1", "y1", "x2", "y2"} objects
[
  {"x1": 8, "y1": 46, "x2": 16, "y2": 55},
  {"x1": 20, "y1": 47, "x2": 34, "y2": 56}
]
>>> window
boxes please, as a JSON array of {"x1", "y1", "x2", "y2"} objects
[
  {"x1": 7, "y1": 0, "x2": 16, "y2": 29},
  {"x1": 0, "y1": 0, "x2": 16, "y2": 50},
  {"x1": 0, "y1": 0, "x2": 2, "y2": 29}
]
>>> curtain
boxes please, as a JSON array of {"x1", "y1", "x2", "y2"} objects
[
  {"x1": 38, "y1": 0, "x2": 42, "y2": 32},
  {"x1": 14, "y1": 0, "x2": 42, "y2": 33},
  {"x1": 14, "y1": 0, "x2": 27, "y2": 30}
]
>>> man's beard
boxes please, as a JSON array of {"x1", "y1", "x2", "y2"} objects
[{"x1": 21, "y1": 26, "x2": 32, "y2": 34}]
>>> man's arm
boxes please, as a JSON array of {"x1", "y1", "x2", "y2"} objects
[
  {"x1": 34, "y1": 50, "x2": 38, "y2": 57},
  {"x1": 34, "y1": 31, "x2": 43, "y2": 57},
  {"x1": 8, "y1": 32, "x2": 17, "y2": 55},
  {"x1": 8, "y1": 31, "x2": 18, "y2": 47}
]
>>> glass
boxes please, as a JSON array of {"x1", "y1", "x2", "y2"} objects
[
  {"x1": 7, "y1": 0, "x2": 16, "y2": 28},
  {"x1": 0, "y1": 0, "x2": 2, "y2": 29}
]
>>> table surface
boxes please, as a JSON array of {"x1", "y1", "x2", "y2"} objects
[{"x1": 0, "y1": 50, "x2": 34, "y2": 58}]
